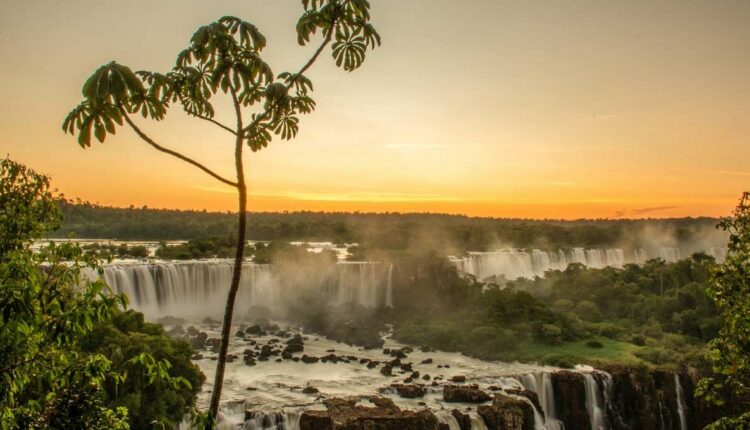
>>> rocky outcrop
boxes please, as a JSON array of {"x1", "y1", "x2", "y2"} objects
[
  {"x1": 386, "y1": 384, "x2": 426, "y2": 399},
  {"x1": 550, "y1": 370, "x2": 591, "y2": 430},
  {"x1": 505, "y1": 389, "x2": 543, "y2": 420},
  {"x1": 443, "y1": 384, "x2": 492, "y2": 403},
  {"x1": 451, "y1": 409, "x2": 472, "y2": 430},
  {"x1": 299, "y1": 397, "x2": 440, "y2": 430},
  {"x1": 478, "y1": 394, "x2": 535, "y2": 430}
]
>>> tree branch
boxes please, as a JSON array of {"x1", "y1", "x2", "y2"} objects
[
  {"x1": 241, "y1": 20, "x2": 337, "y2": 136},
  {"x1": 120, "y1": 109, "x2": 238, "y2": 187},
  {"x1": 195, "y1": 114, "x2": 236, "y2": 136}
]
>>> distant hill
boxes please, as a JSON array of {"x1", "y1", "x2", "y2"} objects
[{"x1": 52, "y1": 200, "x2": 724, "y2": 253}]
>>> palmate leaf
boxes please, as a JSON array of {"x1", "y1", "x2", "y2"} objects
[
  {"x1": 82, "y1": 62, "x2": 145, "y2": 105},
  {"x1": 219, "y1": 17, "x2": 267, "y2": 51},
  {"x1": 63, "y1": 101, "x2": 124, "y2": 147},
  {"x1": 272, "y1": 114, "x2": 300, "y2": 140},
  {"x1": 278, "y1": 72, "x2": 314, "y2": 94},
  {"x1": 332, "y1": 31, "x2": 367, "y2": 71},
  {"x1": 246, "y1": 122, "x2": 273, "y2": 152}
]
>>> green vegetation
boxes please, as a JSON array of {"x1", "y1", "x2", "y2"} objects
[
  {"x1": 697, "y1": 192, "x2": 750, "y2": 429},
  {"x1": 83, "y1": 242, "x2": 150, "y2": 259},
  {"x1": 1, "y1": 158, "x2": 201, "y2": 429},
  {"x1": 53, "y1": 199, "x2": 722, "y2": 253}
]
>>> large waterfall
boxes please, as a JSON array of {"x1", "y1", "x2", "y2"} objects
[
  {"x1": 450, "y1": 245, "x2": 724, "y2": 282},
  {"x1": 98, "y1": 260, "x2": 393, "y2": 319}
]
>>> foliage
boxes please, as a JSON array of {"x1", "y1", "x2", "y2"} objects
[
  {"x1": 698, "y1": 192, "x2": 750, "y2": 428},
  {"x1": 0, "y1": 158, "x2": 128, "y2": 429},
  {"x1": 52, "y1": 199, "x2": 724, "y2": 253},
  {"x1": 0, "y1": 159, "x2": 200, "y2": 429},
  {"x1": 79, "y1": 311, "x2": 204, "y2": 429}
]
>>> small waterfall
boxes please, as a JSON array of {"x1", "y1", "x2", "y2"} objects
[
  {"x1": 517, "y1": 373, "x2": 563, "y2": 430},
  {"x1": 468, "y1": 411, "x2": 489, "y2": 430},
  {"x1": 244, "y1": 411, "x2": 301, "y2": 430},
  {"x1": 659, "y1": 247, "x2": 681, "y2": 263},
  {"x1": 674, "y1": 374, "x2": 687, "y2": 430},
  {"x1": 435, "y1": 411, "x2": 462, "y2": 430},
  {"x1": 583, "y1": 373, "x2": 606, "y2": 430},
  {"x1": 385, "y1": 264, "x2": 394, "y2": 307}
]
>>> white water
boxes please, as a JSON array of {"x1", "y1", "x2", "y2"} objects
[
  {"x1": 97, "y1": 260, "x2": 393, "y2": 319},
  {"x1": 583, "y1": 373, "x2": 607, "y2": 430},
  {"x1": 177, "y1": 320, "x2": 559, "y2": 430},
  {"x1": 675, "y1": 374, "x2": 687, "y2": 430},
  {"x1": 451, "y1": 245, "x2": 724, "y2": 282},
  {"x1": 517, "y1": 373, "x2": 564, "y2": 430}
]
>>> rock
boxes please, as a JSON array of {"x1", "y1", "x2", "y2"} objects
[
  {"x1": 191, "y1": 353, "x2": 204, "y2": 360},
  {"x1": 245, "y1": 324, "x2": 266, "y2": 336},
  {"x1": 422, "y1": 374, "x2": 431, "y2": 380},
  {"x1": 299, "y1": 397, "x2": 440, "y2": 430},
  {"x1": 205, "y1": 337, "x2": 221, "y2": 350},
  {"x1": 202, "y1": 317, "x2": 220, "y2": 325},
  {"x1": 301, "y1": 355, "x2": 320, "y2": 364},
  {"x1": 380, "y1": 364, "x2": 394, "y2": 377},
  {"x1": 420, "y1": 345, "x2": 434, "y2": 352},
  {"x1": 450, "y1": 375, "x2": 466, "y2": 383},
  {"x1": 302, "y1": 386, "x2": 320, "y2": 394},
  {"x1": 505, "y1": 389, "x2": 542, "y2": 419},
  {"x1": 478, "y1": 394, "x2": 535, "y2": 430},
  {"x1": 420, "y1": 358, "x2": 433, "y2": 364},
  {"x1": 186, "y1": 326, "x2": 200, "y2": 336},
  {"x1": 244, "y1": 357, "x2": 256, "y2": 366},
  {"x1": 400, "y1": 362, "x2": 413, "y2": 372},
  {"x1": 451, "y1": 409, "x2": 472, "y2": 430},
  {"x1": 550, "y1": 371, "x2": 590, "y2": 430},
  {"x1": 387, "y1": 384, "x2": 426, "y2": 399},
  {"x1": 367, "y1": 361, "x2": 378, "y2": 369},
  {"x1": 443, "y1": 384, "x2": 492, "y2": 403},
  {"x1": 167, "y1": 326, "x2": 185, "y2": 337},
  {"x1": 189, "y1": 332, "x2": 208, "y2": 350}
]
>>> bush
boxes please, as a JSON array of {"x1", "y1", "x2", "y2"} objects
[{"x1": 542, "y1": 354, "x2": 577, "y2": 369}]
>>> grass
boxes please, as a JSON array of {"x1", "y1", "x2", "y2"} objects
[{"x1": 508, "y1": 337, "x2": 645, "y2": 367}]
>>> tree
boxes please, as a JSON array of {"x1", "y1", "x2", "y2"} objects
[
  {"x1": 698, "y1": 192, "x2": 750, "y2": 429},
  {"x1": 62, "y1": 2, "x2": 380, "y2": 425},
  {"x1": 0, "y1": 158, "x2": 129, "y2": 429}
]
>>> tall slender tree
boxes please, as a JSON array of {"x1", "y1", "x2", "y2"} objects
[{"x1": 63, "y1": 1, "x2": 379, "y2": 426}]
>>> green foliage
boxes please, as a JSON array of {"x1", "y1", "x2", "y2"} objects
[
  {"x1": 79, "y1": 311, "x2": 204, "y2": 429},
  {"x1": 0, "y1": 159, "x2": 128, "y2": 429},
  {"x1": 51, "y1": 200, "x2": 723, "y2": 253},
  {"x1": 0, "y1": 158, "x2": 61, "y2": 255},
  {"x1": 0, "y1": 159, "x2": 201, "y2": 429},
  {"x1": 698, "y1": 192, "x2": 750, "y2": 426}
]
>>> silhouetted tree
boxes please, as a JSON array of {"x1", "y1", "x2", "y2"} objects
[{"x1": 62, "y1": 2, "x2": 379, "y2": 426}]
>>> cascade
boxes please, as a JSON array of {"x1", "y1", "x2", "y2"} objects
[
  {"x1": 583, "y1": 373, "x2": 607, "y2": 430},
  {"x1": 674, "y1": 374, "x2": 687, "y2": 430},
  {"x1": 244, "y1": 410, "x2": 302, "y2": 430},
  {"x1": 517, "y1": 373, "x2": 564, "y2": 430},
  {"x1": 435, "y1": 411, "x2": 462, "y2": 430},
  {"x1": 98, "y1": 260, "x2": 393, "y2": 319},
  {"x1": 468, "y1": 411, "x2": 489, "y2": 430}
]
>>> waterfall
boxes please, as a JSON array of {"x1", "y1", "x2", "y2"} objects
[
  {"x1": 674, "y1": 374, "x2": 687, "y2": 430},
  {"x1": 583, "y1": 373, "x2": 606, "y2": 430},
  {"x1": 98, "y1": 260, "x2": 394, "y2": 319},
  {"x1": 244, "y1": 411, "x2": 301, "y2": 430},
  {"x1": 469, "y1": 411, "x2": 489, "y2": 430},
  {"x1": 517, "y1": 373, "x2": 563, "y2": 430},
  {"x1": 435, "y1": 411, "x2": 462, "y2": 430}
]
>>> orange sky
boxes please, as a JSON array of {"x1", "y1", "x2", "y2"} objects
[{"x1": 1, "y1": 1, "x2": 748, "y2": 219}]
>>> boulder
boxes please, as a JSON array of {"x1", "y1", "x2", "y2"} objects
[
  {"x1": 451, "y1": 375, "x2": 467, "y2": 383},
  {"x1": 443, "y1": 384, "x2": 492, "y2": 403},
  {"x1": 451, "y1": 409, "x2": 472, "y2": 430},
  {"x1": 478, "y1": 394, "x2": 535, "y2": 430},
  {"x1": 299, "y1": 397, "x2": 439, "y2": 430},
  {"x1": 388, "y1": 384, "x2": 426, "y2": 399}
]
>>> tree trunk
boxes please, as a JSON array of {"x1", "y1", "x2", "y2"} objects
[{"x1": 206, "y1": 128, "x2": 247, "y2": 429}]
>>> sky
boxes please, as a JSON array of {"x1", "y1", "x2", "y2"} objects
[{"x1": 1, "y1": 0, "x2": 749, "y2": 219}]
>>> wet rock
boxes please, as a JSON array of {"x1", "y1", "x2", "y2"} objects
[
  {"x1": 411, "y1": 371, "x2": 420, "y2": 379},
  {"x1": 205, "y1": 337, "x2": 221, "y2": 350},
  {"x1": 302, "y1": 385, "x2": 320, "y2": 395},
  {"x1": 243, "y1": 357, "x2": 256, "y2": 366},
  {"x1": 226, "y1": 354, "x2": 238, "y2": 363},
  {"x1": 420, "y1": 358, "x2": 433, "y2": 364},
  {"x1": 367, "y1": 361, "x2": 378, "y2": 369},
  {"x1": 550, "y1": 370, "x2": 590, "y2": 430},
  {"x1": 301, "y1": 355, "x2": 320, "y2": 364},
  {"x1": 186, "y1": 326, "x2": 200, "y2": 336},
  {"x1": 382, "y1": 348, "x2": 391, "y2": 355},
  {"x1": 191, "y1": 353, "x2": 204, "y2": 360},
  {"x1": 422, "y1": 374, "x2": 431, "y2": 380},
  {"x1": 380, "y1": 364, "x2": 394, "y2": 377},
  {"x1": 420, "y1": 345, "x2": 434, "y2": 353},
  {"x1": 284, "y1": 334, "x2": 305, "y2": 354},
  {"x1": 202, "y1": 317, "x2": 220, "y2": 325},
  {"x1": 443, "y1": 384, "x2": 492, "y2": 403},
  {"x1": 451, "y1": 409, "x2": 472, "y2": 430},
  {"x1": 189, "y1": 332, "x2": 208, "y2": 350},
  {"x1": 505, "y1": 389, "x2": 542, "y2": 419},
  {"x1": 388, "y1": 384, "x2": 426, "y2": 399},
  {"x1": 478, "y1": 394, "x2": 535, "y2": 430},
  {"x1": 400, "y1": 362, "x2": 413, "y2": 372},
  {"x1": 167, "y1": 325, "x2": 185, "y2": 337},
  {"x1": 245, "y1": 324, "x2": 266, "y2": 336},
  {"x1": 451, "y1": 375, "x2": 466, "y2": 383},
  {"x1": 299, "y1": 397, "x2": 440, "y2": 430}
]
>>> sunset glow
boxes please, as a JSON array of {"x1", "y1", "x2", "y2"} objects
[{"x1": 2, "y1": 1, "x2": 748, "y2": 218}]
